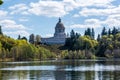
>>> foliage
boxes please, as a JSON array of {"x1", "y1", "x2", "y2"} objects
[
  {"x1": 65, "y1": 30, "x2": 98, "y2": 52},
  {"x1": 96, "y1": 29, "x2": 120, "y2": 57},
  {"x1": 0, "y1": 34, "x2": 56, "y2": 61},
  {"x1": 65, "y1": 27, "x2": 120, "y2": 59},
  {"x1": 60, "y1": 50, "x2": 96, "y2": 59},
  {"x1": 0, "y1": 26, "x2": 3, "y2": 35},
  {"x1": 0, "y1": 25, "x2": 120, "y2": 61},
  {"x1": 84, "y1": 28, "x2": 95, "y2": 39},
  {"x1": 29, "y1": 34, "x2": 41, "y2": 45},
  {"x1": 101, "y1": 27, "x2": 107, "y2": 36},
  {"x1": 0, "y1": 0, "x2": 3, "y2": 5}
]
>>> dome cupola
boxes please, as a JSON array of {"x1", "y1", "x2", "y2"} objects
[
  {"x1": 54, "y1": 18, "x2": 66, "y2": 38},
  {"x1": 55, "y1": 18, "x2": 65, "y2": 30}
]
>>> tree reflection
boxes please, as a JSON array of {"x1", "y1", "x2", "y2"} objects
[{"x1": 0, "y1": 60, "x2": 120, "y2": 80}]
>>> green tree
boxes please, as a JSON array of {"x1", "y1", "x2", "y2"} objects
[
  {"x1": 0, "y1": 0, "x2": 3, "y2": 5},
  {"x1": 101, "y1": 27, "x2": 107, "y2": 36},
  {"x1": 17, "y1": 35, "x2": 21, "y2": 40},
  {"x1": 92, "y1": 28, "x2": 95, "y2": 39},
  {"x1": 70, "y1": 29, "x2": 75, "y2": 39},
  {"x1": 97, "y1": 34, "x2": 101, "y2": 41},
  {"x1": 84, "y1": 28, "x2": 92, "y2": 37},
  {"x1": 29, "y1": 34, "x2": 35, "y2": 44},
  {"x1": 35, "y1": 35, "x2": 41, "y2": 44},
  {"x1": 0, "y1": 26, "x2": 3, "y2": 35},
  {"x1": 108, "y1": 29, "x2": 111, "y2": 35},
  {"x1": 112, "y1": 27, "x2": 119, "y2": 36},
  {"x1": 21, "y1": 36, "x2": 27, "y2": 41}
]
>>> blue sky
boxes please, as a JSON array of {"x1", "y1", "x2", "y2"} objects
[{"x1": 0, "y1": 0, "x2": 120, "y2": 39}]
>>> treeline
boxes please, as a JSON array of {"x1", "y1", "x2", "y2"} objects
[
  {"x1": 63, "y1": 27, "x2": 120, "y2": 59},
  {"x1": 0, "y1": 26, "x2": 55, "y2": 61},
  {"x1": 0, "y1": 25, "x2": 120, "y2": 61},
  {"x1": 97, "y1": 27, "x2": 120, "y2": 58}
]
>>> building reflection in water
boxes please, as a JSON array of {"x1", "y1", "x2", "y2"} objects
[{"x1": 0, "y1": 60, "x2": 120, "y2": 80}]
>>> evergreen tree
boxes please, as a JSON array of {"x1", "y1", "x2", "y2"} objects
[
  {"x1": 29, "y1": 34, "x2": 35, "y2": 44},
  {"x1": 87, "y1": 28, "x2": 91, "y2": 37},
  {"x1": 108, "y1": 29, "x2": 111, "y2": 35},
  {"x1": 84, "y1": 28, "x2": 92, "y2": 38},
  {"x1": 21, "y1": 36, "x2": 27, "y2": 41},
  {"x1": 75, "y1": 33, "x2": 80, "y2": 39},
  {"x1": 112, "y1": 27, "x2": 118, "y2": 35},
  {"x1": 70, "y1": 29, "x2": 75, "y2": 39},
  {"x1": 35, "y1": 35, "x2": 41, "y2": 44},
  {"x1": 92, "y1": 28, "x2": 95, "y2": 39},
  {"x1": 70, "y1": 30, "x2": 75, "y2": 49},
  {"x1": 84, "y1": 30, "x2": 87, "y2": 35},
  {"x1": 97, "y1": 34, "x2": 101, "y2": 41},
  {"x1": 0, "y1": 26, "x2": 3, "y2": 35},
  {"x1": 101, "y1": 27, "x2": 107, "y2": 36},
  {"x1": 18, "y1": 35, "x2": 21, "y2": 40}
]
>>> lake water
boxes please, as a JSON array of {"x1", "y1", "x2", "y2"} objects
[{"x1": 0, "y1": 59, "x2": 120, "y2": 80}]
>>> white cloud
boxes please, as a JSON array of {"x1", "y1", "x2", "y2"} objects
[
  {"x1": 0, "y1": 10, "x2": 8, "y2": 16},
  {"x1": 8, "y1": 0, "x2": 115, "y2": 17},
  {"x1": 63, "y1": 0, "x2": 79, "y2": 11},
  {"x1": 79, "y1": 5, "x2": 120, "y2": 17},
  {"x1": 108, "y1": 14, "x2": 120, "y2": 20},
  {"x1": 70, "y1": 18, "x2": 102, "y2": 28},
  {"x1": 0, "y1": 19, "x2": 30, "y2": 37},
  {"x1": 75, "y1": 0, "x2": 114, "y2": 8},
  {"x1": 70, "y1": 16, "x2": 120, "y2": 29},
  {"x1": 0, "y1": 19, "x2": 27, "y2": 30},
  {"x1": 85, "y1": 19, "x2": 101, "y2": 24},
  {"x1": 9, "y1": 3, "x2": 29, "y2": 15},
  {"x1": 70, "y1": 23, "x2": 101, "y2": 29},
  {"x1": 70, "y1": 0, "x2": 120, "y2": 29},
  {"x1": 29, "y1": 1, "x2": 67, "y2": 17},
  {"x1": 4, "y1": 30, "x2": 30, "y2": 37},
  {"x1": 28, "y1": 0, "x2": 78, "y2": 17},
  {"x1": 103, "y1": 15, "x2": 120, "y2": 27}
]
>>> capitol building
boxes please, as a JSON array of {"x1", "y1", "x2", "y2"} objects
[{"x1": 41, "y1": 18, "x2": 66, "y2": 44}]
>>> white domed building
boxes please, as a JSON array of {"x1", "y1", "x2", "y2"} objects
[{"x1": 41, "y1": 18, "x2": 66, "y2": 44}]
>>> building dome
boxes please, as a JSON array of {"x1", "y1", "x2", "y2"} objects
[
  {"x1": 54, "y1": 18, "x2": 66, "y2": 38},
  {"x1": 41, "y1": 18, "x2": 66, "y2": 44},
  {"x1": 55, "y1": 18, "x2": 65, "y2": 29}
]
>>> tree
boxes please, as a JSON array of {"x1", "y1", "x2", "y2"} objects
[
  {"x1": 29, "y1": 34, "x2": 35, "y2": 44},
  {"x1": 97, "y1": 34, "x2": 101, "y2": 41},
  {"x1": 108, "y1": 29, "x2": 111, "y2": 35},
  {"x1": 35, "y1": 35, "x2": 41, "y2": 44},
  {"x1": 101, "y1": 27, "x2": 107, "y2": 36},
  {"x1": 92, "y1": 28, "x2": 95, "y2": 39},
  {"x1": 112, "y1": 27, "x2": 118, "y2": 35},
  {"x1": 87, "y1": 28, "x2": 91, "y2": 37},
  {"x1": 84, "y1": 30, "x2": 87, "y2": 35},
  {"x1": 84, "y1": 28, "x2": 94, "y2": 38},
  {"x1": 84, "y1": 28, "x2": 91, "y2": 37},
  {"x1": 0, "y1": 0, "x2": 3, "y2": 5},
  {"x1": 21, "y1": 36, "x2": 27, "y2": 41},
  {"x1": 18, "y1": 35, "x2": 21, "y2": 40},
  {"x1": 70, "y1": 29, "x2": 75, "y2": 39},
  {"x1": 0, "y1": 26, "x2": 3, "y2": 35}
]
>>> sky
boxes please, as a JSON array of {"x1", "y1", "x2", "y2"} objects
[{"x1": 0, "y1": 0, "x2": 120, "y2": 39}]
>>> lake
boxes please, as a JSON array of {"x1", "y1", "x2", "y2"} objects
[{"x1": 0, "y1": 59, "x2": 120, "y2": 80}]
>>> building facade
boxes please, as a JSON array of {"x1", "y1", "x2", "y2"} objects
[{"x1": 41, "y1": 18, "x2": 66, "y2": 44}]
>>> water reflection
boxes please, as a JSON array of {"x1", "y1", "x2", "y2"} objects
[{"x1": 0, "y1": 60, "x2": 120, "y2": 80}]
